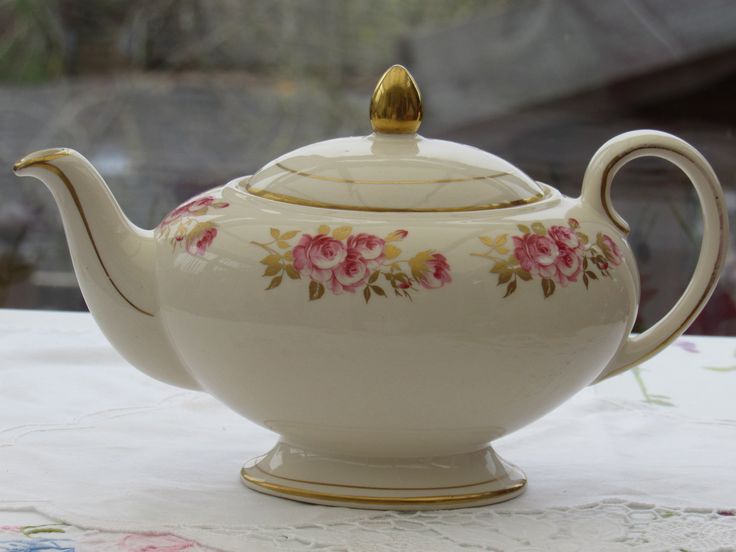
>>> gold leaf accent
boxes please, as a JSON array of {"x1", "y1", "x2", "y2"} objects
[
  {"x1": 363, "y1": 286, "x2": 371, "y2": 303},
  {"x1": 332, "y1": 226, "x2": 352, "y2": 240},
  {"x1": 277, "y1": 240, "x2": 290, "y2": 249},
  {"x1": 531, "y1": 222, "x2": 546, "y2": 236},
  {"x1": 368, "y1": 271, "x2": 380, "y2": 284},
  {"x1": 498, "y1": 271, "x2": 512, "y2": 285},
  {"x1": 266, "y1": 275, "x2": 283, "y2": 290},
  {"x1": 371, "y1": 285, "x2": 386, "y2": 297},
  {"x1": 285, "y1": 264, "x2": 300, "y2": 279},
  {"x1": 385, "y1": 230, "x2": 407, "y2": 242},
  {"x1": 517, "y1": 224, "x2": 531, "y2": 234},
  {"x1": 317, "y1": 225, "x2": 330, "y2": 235},
  {"x1": 270, "y1": 228, "x2": 280, "y2": 239},
  {"x1": 281, "y1": 230, "x2": 299, "y2": 240},
  {"x1": 408, "y1": 249, "x2": 433, "y2": 280},
  {"x1": 490, "y1": 261, "x2": 507, "y2": 274},
  {"x1": 309, "y1": 280, "x2": 325, "y2": 301},
  {"x1": 384, "y1": 244, "x2": 401, "y2": 260},
  {"x1": 515, "y1": 268, "x2": 532, "y2": 281},
  {"x1": 503, "y1": 279, "x2": 517, "y2": 298},
  {"x1": 260, "y1": 254, "x2": 281, "y2": 266},
  {"x1": 263, "y1": 264, "x2": 281, "y2": 276},
  {"x1": 541, "y1": 278, "x2": 555, "y2": 298},
  {"x1": 479, "y1": 236, "x2": 496, "y2": 247}
]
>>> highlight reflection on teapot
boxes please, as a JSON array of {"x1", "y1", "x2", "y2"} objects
[{"x1": 14, "y1": 65, "x2": 727, "y2": 509}]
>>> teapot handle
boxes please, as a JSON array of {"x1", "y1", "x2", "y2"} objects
[{"x1": 580, "y1": 130, "x2": 728, "y2": 383}]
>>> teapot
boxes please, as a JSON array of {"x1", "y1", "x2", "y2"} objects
[{"x1": 13, "y1": 65, "x2": 727, "y2": 510}]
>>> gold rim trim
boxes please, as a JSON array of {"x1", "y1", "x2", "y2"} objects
[
  {"x1": 14, "y1": 157, "x2": 154, "y2": 317},
  {"x1": 272, "y1": 162, "x2": 511, "y2": 185},
  {"x1": 252, "y1": 464, "x2": 501, "y2": 491},
  {"x1": 13, "y1": 149, "x2": 74, "y2": 171},
  {"x1": 596, "y1": 144, "x2": 728, "y2": 380},
  {"x1": 245, "y1": 186, "x2": 546, "y2": 213},
  {"x1": 242, "y1": 469, "x2": 526, "y2": 506}
]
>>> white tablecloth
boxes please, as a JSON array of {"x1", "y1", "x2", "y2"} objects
[{"x1": 0, "y1": 309, "x2": 734, "y2": 551}]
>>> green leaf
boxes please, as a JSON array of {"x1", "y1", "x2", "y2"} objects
[
  {"x1": 280, "y1": 230, "x2": 299, "y2": 240},
  {"x1": 531, "y1": 222, "x2": 546, "y2": 236},
  {"x1": 583, "y1": 274, "x2": 589, "y2": 289},
  {"x1": 266, "y1": 275, "x2": 282, "y2": 290},
  {"x1": 704, "y1": 366, "x2": 736, "y2": 372},
  {"x1": 368, "y1": 271, "x2": 380, "y2": 284},
  {"x1": 490, "y1": 261, "x2": 508, "y2": 274},
  {"x1": 371, "y1": 285, "x2": 386, "y2": 297},
  {"x1": 498, "y1": 271, "x2": 512, "y2": 285},
  {"x1": 541, "y1": 278, "x2": 555, "y2": 298},
  {"x1": 515, "y1": 268, "x2": 532, "y2": 281},
  {"x1": 363, "y1": 286, "x2": 371, "y2": 303},
  {"x1": 503, "y1": 279, "x2": 517, "y2": 298},
  {"x1": 309, "y1": 280, "x2": 325, "y2": 300},
  {"x1": 270, "y1": 228, "x2": 280, "y2": 239},
  {"x1": 284, "y1": 264, "x2": 300, "y2": 279},
  {"x1": 517, "y1": 224, "x2": 531, "y2": 234},
  {"x1": 586, "y1": 270, "x2": 598, "y2": 280}
]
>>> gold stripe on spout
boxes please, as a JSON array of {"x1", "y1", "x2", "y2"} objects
[
  {"x1": 13, "y1": 148, "x2": 74, "y2": 172},
  {"x1": 14, "y1": 154, "x2": 154, "y2": 318}
]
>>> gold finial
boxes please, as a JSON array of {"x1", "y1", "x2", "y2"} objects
[{"x1": 370, "y1": 65, "x2": 422, "y2": 134}]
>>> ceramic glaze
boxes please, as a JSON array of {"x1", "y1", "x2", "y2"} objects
[{"x1": 13, "y1": 65, "x2": 728, "y2": 509}]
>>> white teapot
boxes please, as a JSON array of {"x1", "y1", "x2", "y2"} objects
[{"x1": 13, "y1": 65, "x2": 728, "y2": 509}]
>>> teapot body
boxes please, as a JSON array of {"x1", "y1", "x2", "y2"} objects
[{"x1": 153, "y1": 179, "x2": 637, "y2": 458}]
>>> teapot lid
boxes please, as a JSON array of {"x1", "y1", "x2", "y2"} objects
[{"x1": 245, "y1": 65, "x2": 545, "y2": 212}]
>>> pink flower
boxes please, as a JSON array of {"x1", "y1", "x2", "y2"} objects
[
  {"x1": 598, "y1": 234, "x2": 623, "y2": 265},
  {"x1": 387, "y1": 229, "x2": 408, "y2": 241},
  {"x1": 548, "y1": 225, "x2": 581, "y2": 251},
  {"x1": 417, "y1": 253, "x2": 452, "y2": 289},
  {"x1": 161, "y1": 196, "x2": 214, "y2": 226},
  {"x1": 347, "y1": 233, "x2": 385, "y2": 270},
  {"x1": 552, "y1": 245, "x2": 583, "y2": 286},
  {"x1": 513, "y1": 233, "x2": 559, "y2": 279},
  {"x1": 293, "y1": 233, "x2": 347, "y2": 281},
  {"x1": 160, "y1": 195, "x2": 229, "y2": 227},
  {"x1": 329, "y1": 250, "x2": 370, "y2": 294},
  {"x1": 192, "y1": 227, "x2": 217, "y2": 255}
]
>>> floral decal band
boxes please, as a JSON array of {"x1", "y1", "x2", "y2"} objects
[
  {"x1": 473, "y1": 218, "x2": 623, "y2": 298},
  {"x1": 252, "y1": 226, "x2": 451, "y2": 302},
  {"x1": 158, "y1": 195, "x2": 229, "y2": 256}
]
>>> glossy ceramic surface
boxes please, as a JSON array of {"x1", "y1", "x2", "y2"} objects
[{"x1": 12, "y1": 65, "x2": 728, "y2": 509}]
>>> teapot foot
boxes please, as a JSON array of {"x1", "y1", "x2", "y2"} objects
[{"x1": 240, "y1": 442, "x2": 526, "y2": 510}]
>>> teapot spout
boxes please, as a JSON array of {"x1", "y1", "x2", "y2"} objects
[{"x1": 13, "y1": 148, "x2": 199, "y2": 390}]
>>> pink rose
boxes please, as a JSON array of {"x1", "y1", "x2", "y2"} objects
[
  {"x1": 191, "y1": 227, "x2": 217, "y2": 255},
  {"x1": 552, "y1": 245, "x2": 583, "y2": 286},
  {"x1": 599, "y1": 234, "x2": 623, "y2": 265},
  {"x1": 329, "y1": 251, "x2": 370, "y2": 294},
  {"x1": 160, "y1": 195, "x2": 229, "y2": 227},
  {"x1": 347, "y1": 233, "x2": 385, "y2": 270},
  {"x1": 417, "y1": 253, "x2": 452, "y2": 289},
  {"x1": 548, "y1": 225, "x2": 581, "y2": 251},
  {"x1": 161, "y1": 196, "x2": 214, "y2": 226},
  {"x1": 293, "y1": 233, "x2": 347, "y2": 281},
  {"x1": 512, "y1": 233, "x2": 559, "y2": 278}
]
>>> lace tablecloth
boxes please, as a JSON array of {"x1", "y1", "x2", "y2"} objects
[{"x1": 0, "y1": 309, "x2": 734, "y2": 551}]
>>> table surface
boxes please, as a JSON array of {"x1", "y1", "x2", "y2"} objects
[{"x1": 0, "y1": 309, "x2": 734, "y2": 551}]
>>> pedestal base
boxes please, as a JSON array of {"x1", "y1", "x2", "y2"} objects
[{"x1": 241, "y1": 442, "x2": 526, "y2": 510}]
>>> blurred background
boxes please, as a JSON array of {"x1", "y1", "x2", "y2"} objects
[{"x1": 0, "y1": 0, "x2": 734, "y2": 334}]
